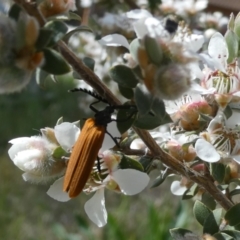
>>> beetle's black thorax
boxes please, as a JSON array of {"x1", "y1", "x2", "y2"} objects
[{"x1": 94, "y1": 106, "x2": 114, "y2": 127}]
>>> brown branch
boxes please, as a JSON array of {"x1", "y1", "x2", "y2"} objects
[{"x1": 15, "y1": 0, "x2": 234, "y2": 211}]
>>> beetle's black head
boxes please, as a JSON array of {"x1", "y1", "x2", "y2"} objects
[{"x1": 94, "y1": 106, "x2": 114, "y2": 126}]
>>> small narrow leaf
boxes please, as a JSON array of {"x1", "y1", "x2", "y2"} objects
[
  {"x1": 99, "y1": 34, "x2": 129, "y2": 49},
  {"x1": 144, "y1": 35, "x2": 163, "y2": 65},
  {"x1": 117, "y1": 106, "x2": 137, "y2": 134},
  {"x1": 203, "y1": 209, "x2": 223, "y2": 234},
  {"x1": 44, "y1": 20, "x2": 68, "y2": 46},
  {"x1": 133, "y1": 114, "x2": 163, "y2": 130},
  {"x1": 83, "y1": 57, "x2": 95, "y2": 71},
  {"x1": 35, "y1": 68, "x2": 49, "y2": 87},
  {"x1": 8, "y1": 3, "x2": 22, "y2": 21},
  {"x1": 170, "y1": 228, "x2": 200, "y2": 240},
  {"x1": 63, "y1": 26, "x2": 93, "y2": 43},
  {"x1": 42, "y1": 49, "x2": 71, "y2": 75},
  {"x1": 109, "y1": 65, "x2": 139, "y2": 88},
  {"x1": 225, "y1": 203, "x2": 240, "y2": 226},
  {"x1": 229, "y1": 189, "x2": 240, "y2": 197},
  {"x1": 129, "y1": 38, "x2": 140, "y2": 62},
  {"x1": 182, "y1": 183, "x2": 198, "y2": 200},
  {"x1": 201, "y1": 192, "x2": 216, "y2": 210},
  {"x1": 119, "y1": 155, "x2": 143, "y2": 171},
  {"x1": 134, "y1": 84, "x2": 153, "y2": 116},
  {"x1": 118, "y1": 85, "x2": 134, "y2": 99},
  {"x1": 193, "y1": 200, "x2": 211, "y2": 226},
  {"x1": 35, "y1": 29, "x2": 53, "y2": 50},
  {"x1": 225, "y1": 29, "x2": 239, "y2": 64},
  {"x1": 213, "y1": 232, "x2": 234, "y2": 240},
  {"x1": 210, "y1": 163, "x2": 226, "y2": 183},
  {"x1": 223, "y1": 230, "x2": 240, "y2": 239},
  {"x1": 52, "y1": 146, "x2": 66, "y2": 158}
]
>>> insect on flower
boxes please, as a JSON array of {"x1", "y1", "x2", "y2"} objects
[{"x1": 64, "y1": 88, "x2": 137, "y2": 198}]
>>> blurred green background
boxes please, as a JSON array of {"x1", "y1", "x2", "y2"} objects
[{"x1": 0, "y1": 76, "x2": 199, "y2": 240}]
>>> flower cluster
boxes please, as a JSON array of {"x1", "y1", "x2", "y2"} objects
[{"x1": 5, "y1": 0, "x2": 240, "y2": 238}]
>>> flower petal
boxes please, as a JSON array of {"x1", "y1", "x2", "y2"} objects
[
  {"x1": 101, "y1": 121, "x2": 120, "y2": 152},
  {"x1": 99, "y1": 34, "x2": 129, "y2": 49},
  {"x1": 170, "y1": 181, "x2": 187, "y2": 196},
  {"x1": 208, "y1": 32, "x2": 228, "y2": 71},
  {"x1": 195, "y1": 139, "x2": 220, "y2": 162},
  {"x1": 54, "y1": 122, "x2": 80, "y2": 151},
  {"x1": 112, "y1": 169, "x2": 149, "y2": 195},
  {"x1": 84, "y1": 188, "x2": 107, "y2": 227},
  {"x1": 47, "y1": 177, "x2": 71, "y2": 202}
]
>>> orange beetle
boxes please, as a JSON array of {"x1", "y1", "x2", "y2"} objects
[{"x1": 64, "y1": 88, "x2": 136, "y2": 198}]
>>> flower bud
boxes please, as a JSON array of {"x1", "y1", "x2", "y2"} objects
[
  {"x1": 166, "y1": 140, "x2": 196, "y2": 162},
  {"x1": 0, "y1": 14, "x2": 43, "y2": 94},
  {"x1": 8, "y1": 137, "x2": 66, "y2": 183},
  {"x1": 39, "y1": 0, "x2": 76, "y2": 18},
  {"x1": 154, "y1": 63, "x2": 191, "y2": 100},
  {"x1": 178, "y1": 99, "x2": 213, "y2": 131},
  {"x1": 0, "y1": 15, "x2": 16, "y2": 65}
]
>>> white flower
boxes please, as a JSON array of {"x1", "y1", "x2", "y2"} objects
[
  {"x1": 47, "y1": 121, "x2": 122, "y2": 201},
  {"x1": 83, "y1": 150, "x2": 150, "y2": 227},
  {"x1": 160, "y1": 0, "x2": 207, "y2": 17},
  {"x1": 170, "y1": 180, "x2": 187, "y2": 196},
  {"x1": 8, "y1": 121, "x2": 79, "y2": 183},
  {"x1": 199, "y1": 32, "x2": 240, "y2": 108},
  {"x1": 47, "y1": 145, "x2": 149, "y2": 227},
  {"x1": 195, "y1": 112, "x2": 240, "y2": 163},
  {"x1": 195, "y1": 138, "x2": 220, "y2": 162}
]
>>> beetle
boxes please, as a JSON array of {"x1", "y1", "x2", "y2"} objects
[{"x1": 64, "y1": 88, "x2": 137, "y2": 198}]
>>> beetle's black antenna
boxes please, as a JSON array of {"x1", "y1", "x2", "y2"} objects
[{"x1": 69, "y1": 88, "x2": 109, "y2": 104}]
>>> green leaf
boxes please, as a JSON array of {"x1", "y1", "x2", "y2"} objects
[
  {"x1": 201, "y1": 192, "x2": 216, "y2": 210},
  {"x1": 182, "y1": 183, "x2": 198, "y2": 200},
  {"x1": 119, "y1": 154, "x2": 144, "y2": 171},
  {"x1": 234, "y1": 13, "x2": 240, "y2": 39},
  {"x1": 134, "y1": 84, "x2": 153, "y2": 116},
  {"x1": 83, "y1": 57, "x2": 95, "y2": 71},
  {"x1": 42, "y1": 48, "x2": 71, "y2": 75},
  {"x1": 109, "y1": 65, "x2": 139, "y2": 88},
  {"x1": 133, "y1": 113, "x2": 164, "y2": 130},
  {"x1": 223, "y1": 230, "x2": 240, "y2": 239},
  {"x1": 139, "y1": 156, "x2": 153, "y2": 172},
  {"x1": 35, "y1": 29, "x2": 54, "y2": 50},
  {"x1": 44, "y1": 20, "x2": 68, "y2": 46},
  {"x1": 225, "y1": 203, "x2": 240, "y2": 226},
  {"x1": 170, "y1": 228, "x2": 200, "y2": 240},
  {"x1": 225, "y1": 29, "x2": 239, "y2": 64},
  {"x1": 203, "y1": 209, "x2": 223, "y2": 234},
  {"x1": 63, "y1": 26, "x2": 93, "y2": 43},
  {"x1": 35, "y1": 68, "x2": 49, "y2": 87},
  {"x1": 52, "y1": 146, "x2": 66, "y2": 159},
  {"x1": 210, "y1": 163, "x2": 226, "y2": 183},
  {"x1": 223, "y1": 105, "x2": 233, "y2": 119},
  {"x1": 132, "y1": 65, "x2": 143, "y2": 80},
  {"x1": 151, "y1": 98, "x2": 171, "y2": 123},
  {"x1": 118, "y1": 85, "x2": 134, "y2": 99},
  {"x1": 117, "y1": 105, "x2": 137, "y2": 134},
  {"x1": 150, "y1": 169, "x2": 169, "y2": 188},
  {"x1": 129, "y1": 38, "x2": 140, "y2": 63},
  {"x1": 144, "y1": 35, "x2": 163, "y2": 65},
  {"x1": 229, "y1": 188, "x2": 240, "y2": 197},
  {"x1": 193, "y1": 200, "x2": 211, "y2": 226},
  {"x1": 8, "y1": 3, "x2": 22, "y2": 21},
  {"x1": 213, "y1": 232, "x2": 234, "y2": 240},
  {"x1": 72, "y1": 70, "x2": 82, "y2": 79}
]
